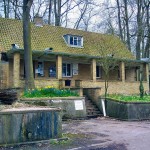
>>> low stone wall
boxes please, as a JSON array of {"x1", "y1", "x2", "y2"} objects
[
  {"x1": 99, "y1": 98, "x2": 150, "y2": 120},
  {"x1": 0, "y1": 107, "x2": 62, "y2": 145},
  {"x1": 20, "y1": 97, "x2": 86, "y2": 119}
]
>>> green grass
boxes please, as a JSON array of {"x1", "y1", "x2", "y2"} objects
[
  {"x1": 107, "y1": 94, "x2": 150, "y2": 102},
  {"x1": 22, "y1": 87, "x2": 79, "y2": 98}
]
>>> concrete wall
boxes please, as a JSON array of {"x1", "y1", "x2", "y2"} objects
[
  {"x1": 104, "y1": 99, "x2": 150, "y2": 120},
  {"x1": 20, "y1": 97, "x2": 87, "y2": 119},
  {"x1": 0, "y1": 107, "x2": 62, "y2": 145}
]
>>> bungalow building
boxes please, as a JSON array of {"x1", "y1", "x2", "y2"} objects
[{"x1": 0, "y1": 17, "x2": 149, "y2": 96}]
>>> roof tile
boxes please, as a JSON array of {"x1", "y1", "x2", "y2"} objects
[{"x1": 0, "y1": 18, "x2": 134, "y2": 59}]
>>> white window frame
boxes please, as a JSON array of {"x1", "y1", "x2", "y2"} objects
[
  {"x1": 62, "y1": 63, "x2": 72, "y2": 77},
  {"x1": 69, "y1": 35, "x2": 83, "y2": 47}
]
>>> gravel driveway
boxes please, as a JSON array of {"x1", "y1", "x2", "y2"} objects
[{"x1": 1, "y1": 117, "x2": 150, "y2": 150}]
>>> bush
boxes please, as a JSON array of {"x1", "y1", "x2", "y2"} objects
[
  {"x1": 107, "y1": 94, "x2": 150, "y2": 102},
  {"x1": 22, "y1": 87, "x2": 79, "y2": 98}
]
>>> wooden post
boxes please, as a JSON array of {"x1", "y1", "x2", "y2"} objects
[
  {"x1": 91, "y1": 59, "x2": 96, "y2": 81},
  {"x1": 56, "y1": 55, "x2": 62, "y2": 79},
  {"x1": 120, "y1": 61, "x2": 125, "y2": 82},
  {"x1": 13, "y1": 52, "x2": 20, "y2": 87},
  {"x1": 145, "y1": 63, "x2": 149, "y2": 83}
]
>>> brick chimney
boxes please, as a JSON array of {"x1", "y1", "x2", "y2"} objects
[{"x1": 34, "y1": 15, "x2": 43, "y2": 27}]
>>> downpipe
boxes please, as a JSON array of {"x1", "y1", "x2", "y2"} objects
[{"x1": 101, "y1": 98, "x2": 106, "y2": 117}]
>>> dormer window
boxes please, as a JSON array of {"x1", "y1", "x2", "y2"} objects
[{"x1": 63, "y1": 34, "x2": 83, "y2": 48}]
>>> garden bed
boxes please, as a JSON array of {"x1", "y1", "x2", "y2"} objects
[{"x1": 100, "y1": 98, "x2": 150, "y2": 120}]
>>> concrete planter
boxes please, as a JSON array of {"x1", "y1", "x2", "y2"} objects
[
  {"x1": 101, "y1": 98, "x2": 150, "y2": 120},
  {"x1": 20, "y1": 97, "x2": 86, "y2": 119},
  {"x1": 0, "y1": 107, "x2": 62, "y2": 146}
]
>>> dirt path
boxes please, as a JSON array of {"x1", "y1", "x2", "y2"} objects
[{"x1": 1, "y1": 117, "x2": 150, "y2": 150}]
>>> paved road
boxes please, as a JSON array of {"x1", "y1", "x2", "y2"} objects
[{"x1": 1, "y1": 117, "x2": 150, "y2": 150}]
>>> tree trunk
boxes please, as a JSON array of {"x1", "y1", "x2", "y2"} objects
[
  {"x1": 123, "y1": 0, "x2": 131, "y2": 51},
  {"x1": 23, "y1": 0, "x2": 35, "y2": 90},
  {"x1": 54, "y1": 0, "x2": 61, "y2": 26},
  {"x1": 48, "y1": 0, "x2": 52, "y2": 25},
  {"x1": 144, "y1": 2, "x2": 150, "y2": 58},
  {"x1": 136, "y1": 0, "x2": 143, "y2": 60},
  {"x1": 116, "y1": 0, "x2": 123, "y2": 41},
  {"x1": 3, "y1": 0, "x2": 9, "y2": 18}
]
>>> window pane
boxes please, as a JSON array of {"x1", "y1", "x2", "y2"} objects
[
  {"x1": 62, "y1": 64, "x2": 66, "y2": 76},
  {"x1": 49, "y1": 66, "x2": 56, "y2": 77},
  {"x1": 38, "y1": 62, "x2": 44, "y2": 76},
  {"x1": 78, "y1": 37, "x2": 81, "y2": 46},
  {"x1": 67, "y1": 64, "x2": 71, "y2": 76},
  {"x1": 70, "y1": 36, "x2": 73, "y2": 45},
  {"x1": 96, "y1": 66, "x2": 101, "y2": 77},
  {"x1": 74, "y1": 37, "x2": 77, "y2": 45}
]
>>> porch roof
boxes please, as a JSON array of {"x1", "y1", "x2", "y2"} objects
[
  {"x1": 0, "y1": 18, "x2": 134, "y2": 60},
  {"x1": 7, "y1": 49, "x2": 149, "y2": 64}
]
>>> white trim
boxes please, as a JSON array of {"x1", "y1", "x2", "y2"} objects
[
  {"x1": 63, "y1": 34, "x2": 84, "y2": 48},
  {"x1": 62, "y1": 63, "x2": 72, "y2": 77}
]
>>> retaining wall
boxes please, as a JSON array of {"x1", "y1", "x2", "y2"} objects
[
  {"x1": 20, "y1": 97, "x2": 86, "y2": 119},
  {"x1": 0, "y1": 107, "x2": 62, "y2": 145}
]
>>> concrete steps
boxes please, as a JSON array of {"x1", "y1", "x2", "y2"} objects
[{"x1": 84, "y1": 95, "x2": 102, "y2": 118}]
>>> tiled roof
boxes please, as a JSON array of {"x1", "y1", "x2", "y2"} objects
[{"x1": 0, "y1": 18, "x2": 134, "y2": 59}]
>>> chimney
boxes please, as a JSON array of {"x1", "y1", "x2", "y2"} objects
[{"x1": 34, "y1": 14, "x2": 43, "y2": 27}]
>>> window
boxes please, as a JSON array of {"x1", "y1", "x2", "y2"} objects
[
  {"x1": 62, "y1": 63, "x2": 72, "y2": 77},
  {"x1": 63, "y1": 34, "x2": 83, "y2": 47},
  {"x1": 37, "y1": 62, "x2": 44, "y2": 77},
  {"x1": 96, "y1": 66, "x2": 102, "y2": 78},
  {"x1": 49, "y1": 65, "x2": 56, "y2": 77},
  {"x1": 69, "y1": 36, "x2": 82, "y2": 47}
]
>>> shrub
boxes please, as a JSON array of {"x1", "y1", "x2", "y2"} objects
[
  {"x1": 107, "y1": 94, "x2": 150, "y2": 102},
  {"x1": 22, "y1": 87, "x2": 79, "y2": 98}
]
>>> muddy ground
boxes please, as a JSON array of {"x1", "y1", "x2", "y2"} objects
[{"x1": 0, "y1": 117, "x2": 150, "y2": 150}]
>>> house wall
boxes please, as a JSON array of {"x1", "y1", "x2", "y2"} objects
[
  {"x1": 0, "y1": 61, "x2": 9, "y2": 89},
  {"x1": 9, "y1": 58, "x2": 149, "y2": 95},
  {"x1": 125, "y1": 68, "x2": 136, "y2": 82},
  {"x1": 77, "y1": 64, "x2": 91, "y2": 80},
  {"x1": 19, "y1": 61, "x2": 128, "y2": 82},
  {"x1": 82, "y1": 80, "x2": 149, "y2": 95},
  {"x1": 109, "y1": 68, "x2": 119, "y2": 80}
]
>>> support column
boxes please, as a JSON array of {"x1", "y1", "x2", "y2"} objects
[
  {"x1": 120, "y1": 61, "x2": 125, "y2": 82},
  {"x1": 91, "y1": 59, "x2": 96, "y2": 81},
  {"x1": 13, "y1": 52, "x2": 20, "y2": 87},
  {"x1": 56, "y1": 55, "x2": 62, "y2": 79},
  {"x1": 5, "y1": 62, "x2": 9, "y2": 88},
  {"x1": 145, "y1": 63, "x2": 149, "y2": 82}
]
